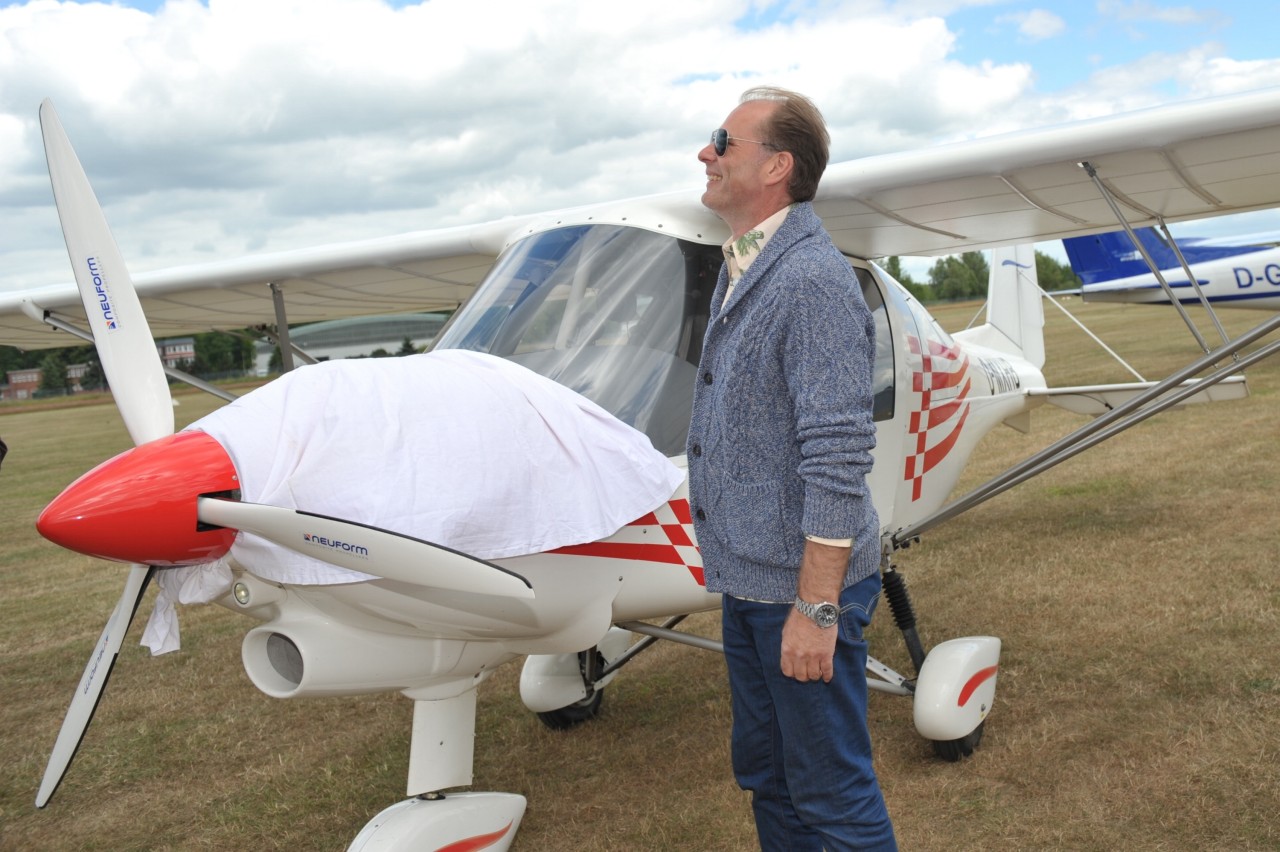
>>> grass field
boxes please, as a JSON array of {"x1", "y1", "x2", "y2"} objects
[{"x1": 1, "y1": 299, "x2": 1277, "y2": 850}]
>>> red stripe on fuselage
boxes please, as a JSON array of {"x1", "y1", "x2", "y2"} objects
[
  {"x1": 919, "y1": 378, "x2": 971, "y2": 431},
  {"x1": 922, "y1": 404, "x2": 971, "y2": 475},
  {"x1": 546, "y1": 499, "x2": 704, "y2": 585},
  {"x1": 550, "y1": 541, "x2": 687, "y2": 565}
]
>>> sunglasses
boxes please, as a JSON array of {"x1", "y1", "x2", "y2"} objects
[{"x1": 710, "y1": 128, "x2": 776, "y2": 157}]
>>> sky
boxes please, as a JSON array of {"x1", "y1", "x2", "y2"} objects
[{"x1": 3, "y1": 0, "x2": 1280, "y2": 293}]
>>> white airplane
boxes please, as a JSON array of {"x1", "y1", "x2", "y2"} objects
[
  {"x1": 1066, "y1": 223, "x2": 1280, "y2": 310},
  {"x1": 7, "y1": 89, "x2": 1280, "y2": 850}
]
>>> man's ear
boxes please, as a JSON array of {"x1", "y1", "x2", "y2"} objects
[{"x1": 763, "y1": 150, "x2": 794, "y2": 189}]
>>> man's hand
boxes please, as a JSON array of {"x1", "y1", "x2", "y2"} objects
[
  {"x1": 780, "y1": 606, "x2": 838, "y2": 682},
  {"x1": 782, "y1": 537, "x2": 850, "y2": 682}
]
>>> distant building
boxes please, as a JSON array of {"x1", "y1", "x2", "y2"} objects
[
  {"x1": 66, "y1": 363, "x2": 91, "y2": 392},
  {"x1": 252, "y1": 312, "x2": 450, "y2": 375},
  {"x1": 0, "y1": 364, "x2": 94, "y2": 399},
  {"x1": 0, "y1": 339, "x2": 178, "y2": 401},
  {"x1": 1, "y1": 368, "x2": 41, "y2": 401},
  {"x1": 157, "y1": 337, "x2": 196, "y2": 368}
]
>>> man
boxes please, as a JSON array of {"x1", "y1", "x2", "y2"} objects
[{"x1": 686, "y1": 87, "x2": 895, "y2": 850}]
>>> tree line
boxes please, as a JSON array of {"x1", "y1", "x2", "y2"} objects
[
  {"x1": 1, "y1": 332, "x2": 255, "y2": 394},
  {"x1": 879, "y1": 249, "x2": 1081, "y2": 303}
]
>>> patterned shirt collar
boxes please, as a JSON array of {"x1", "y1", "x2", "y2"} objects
[{"x1": 722, "y1": 204, "x2": 793, "y2": 283}]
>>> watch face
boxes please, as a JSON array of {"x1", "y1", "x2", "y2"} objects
[{"x1": 815, "y1": 603, "x2": 839, "y2": 628}]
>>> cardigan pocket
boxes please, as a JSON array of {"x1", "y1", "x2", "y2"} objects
[{"x1": 719, "y1": 478, "x2": 801, "y2": 569}]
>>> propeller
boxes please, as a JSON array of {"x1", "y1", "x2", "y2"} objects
[
  {"x1": 35, "y1": 99, "x2": 176, "y2": 807},
  {"x1": 197, "y1": 498, "x2": 535, "y2": 600},
  {"x1": 39, "y1": 99, "x2": 173, "y2": 445},
  {"x1": 35, "y1": 565, "x2": 154, "y2": 807}
]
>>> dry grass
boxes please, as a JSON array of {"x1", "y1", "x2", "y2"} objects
[{"x1": 2, "y1": 300, "x2": 1278, "y2": 850}]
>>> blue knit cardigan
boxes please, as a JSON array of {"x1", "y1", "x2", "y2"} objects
[{"x1": 686, "y1": 202, "x2": 880, "y2": 601}]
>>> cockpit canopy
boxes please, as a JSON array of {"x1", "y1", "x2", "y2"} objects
[
  {"x1": 436, "y1": 223, "x2": 895, "y2": 456},
  {"x1": 435, "y1": 225, "x2": 721, "y2": 456}
]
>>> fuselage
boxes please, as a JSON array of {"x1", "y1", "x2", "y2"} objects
[
  {"x1": 1082, "y1": 252, "x2": 1280, "y2": 309},
  {"x1": 1068, "y1": 227, "x2": 1280, "y2": 310}
]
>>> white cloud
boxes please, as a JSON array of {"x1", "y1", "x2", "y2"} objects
[
  {"x1": 1009, "y1": 9, "x2": 1067, "y2": 41},
  {"x1": 0, "y1": 0, "x2": 1275, "y2": 292},
  {"x1": 1096, "y1": 0, "x2": 1212, "y2": 26}
]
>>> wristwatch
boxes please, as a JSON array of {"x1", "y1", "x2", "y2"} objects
[{"x1": 794, "y1": 596, "x2": 840, "y2": 628}]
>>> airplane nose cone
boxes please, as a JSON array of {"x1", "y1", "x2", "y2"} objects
[{"x1": 37, "y1": 430, "x2": 240, "y2": 566}]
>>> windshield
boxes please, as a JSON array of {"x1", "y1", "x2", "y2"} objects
[{"x1": 434, "y1": 225, "x2": 721, "y2": 455}]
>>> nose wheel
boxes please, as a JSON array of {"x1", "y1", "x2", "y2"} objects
[
  {"x1": 536, "y1": 679, "x2": 605, "y2": 730},
  {"x1": 522, "y1": 628, "x2": 635, "y2": 729},
  {"x1": 931, "y1": 720, "x2": 985, "y2": 762}
]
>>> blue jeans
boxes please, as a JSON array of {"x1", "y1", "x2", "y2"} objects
[{"x1": 722, "y1": 571, "x2": 897, "y2": 851}]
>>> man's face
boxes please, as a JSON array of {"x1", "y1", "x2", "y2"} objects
[{"x1": 698, "y1": 100, "x2": 777, "y2": 220}]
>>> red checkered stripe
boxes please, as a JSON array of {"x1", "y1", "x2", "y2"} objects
[
  {"x1": 549, "y1": 498, "x2": 705, "y2": 586},
  {"x1": 904, "y1": 333, "x2": 972, "y2": 501}
]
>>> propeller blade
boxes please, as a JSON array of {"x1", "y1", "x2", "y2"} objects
[
  {"x1": 39, "y1": 99, "x2": 173, "y2": 445},
  {"x1": 36, "y1": 564, "x2": 154, "y2": 808},
  {"x1": 197, "y1": 498, "x2": 535, "y2": 600}
]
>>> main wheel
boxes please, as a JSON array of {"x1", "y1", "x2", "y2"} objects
[
  {"x1": 535, "y1": 688, "x2": 603, "y2": 730},
  {"x1": 931, "y1": 720, "x2": 984, "y2": 762}
]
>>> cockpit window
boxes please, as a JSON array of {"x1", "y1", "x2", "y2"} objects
[
  {"x1": 435, "y1": 225, "x2": 719, "y2": 455},
  {"x1": 851, "y1": 265, "x2": 895, "y2": 422}
]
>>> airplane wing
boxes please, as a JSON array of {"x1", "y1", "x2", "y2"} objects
[
  {"x1": 0, "y1": 217, "x2": 533, "y2": 350},
  {"x1": 814, "y1": 86, "x2": 1280, "y2": 259},
  {"x1": 6, "y1": 86, "x2": 1280, "y2": 350}
]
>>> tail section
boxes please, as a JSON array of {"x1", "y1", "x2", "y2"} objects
[
  {"x1": 1064, "y1": 227, "x2": 1265, "y2": 285},
  {"x1": 956, "y1": 243, "x2": 1045, "y2": 368},
  {"x1": 1063, "y1": 229, "x2": 1165, "y2": 284}
]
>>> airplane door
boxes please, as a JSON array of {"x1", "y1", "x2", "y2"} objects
[{"x1": 851, "y1": 263, "x2": 901, "y2": 534}]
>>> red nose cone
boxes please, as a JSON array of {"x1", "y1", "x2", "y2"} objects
[{"x1": 37, "y1": 430, "x2": 239, "y2": 566}]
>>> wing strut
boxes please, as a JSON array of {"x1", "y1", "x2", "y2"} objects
[
  {"x1": 253, "y1": 322, "x2": 318, "y2": 371},
  {"x1": 251, "y1": 280, "x2": 319, "y2": 373},
  {"x1": 1154, "y1": 219, "x2": 1235, "y2": 351},
  {"x1": 19, "y1": 300, "x2": 239, "y2": 402},
  {"x1": 1079, "y1": 161, "x2": 1226, "y2": 354},
  {"x1": 253, "y1": 284, "x2": 316, "y2": 373},
  {"x1": 269, "y1": 281, "x2": 295, "y2": 371},
  {"x1": 33, "y1": 308, "x2": 238, "y2": 402},
  {"x1": 891, "y1": 311, "x2": 1280, "y2": 548}
]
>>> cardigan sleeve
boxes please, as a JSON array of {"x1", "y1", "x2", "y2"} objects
[{"x1": 779, "y1": 249, "x2": 879, "y2": 540}]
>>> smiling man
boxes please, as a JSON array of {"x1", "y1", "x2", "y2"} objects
[{"x1": 687, "y1": 87, "x2": 895, "y2": 850}]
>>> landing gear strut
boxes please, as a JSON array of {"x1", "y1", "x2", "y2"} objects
[{"x1": 882, "y1": 551, "x2": 1000, "y2": 762}]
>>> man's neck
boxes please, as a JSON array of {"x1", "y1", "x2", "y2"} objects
[{"x1": 727, "y1": 199, "x2": 793, "y2": 240}]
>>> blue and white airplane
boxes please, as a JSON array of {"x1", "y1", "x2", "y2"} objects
[{"x1": 1066, "y1": 225, "x2": 1280, "y2": 310}]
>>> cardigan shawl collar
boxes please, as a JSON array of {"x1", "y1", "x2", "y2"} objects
[{"x1": 713, "y1": 202, "x2": 825, "y2": 322}]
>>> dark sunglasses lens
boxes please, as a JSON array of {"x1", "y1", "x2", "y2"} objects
[{"x1": 713, "y1": 129, "x2": 727, "y2": 155}]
